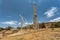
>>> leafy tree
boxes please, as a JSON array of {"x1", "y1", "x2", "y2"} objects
[
  {"x1": 55, "y1": 22, "x2": 60, "y2": 28},
  {"x1": 51, "y1": 22, "x2": 60, "y2": 28},
  {"x1": 5, "y1": 26, "x2": 13, "y2": 30},
  {"x1": 51, "y1": 23, "x2": 55, "y2": 30},
  {"x1": 39, "y1": 23, "x2": 45, "y2": 29},
  {"x1": 29, "y1": 25, "x2": 34, "y2": 29},
  {"x1": 17, "y1": 27, "x2": 21, "y2": 30},
  {"x1": 0, "y1": 27, "x2": 4, "y2": 31},
  {"x1": 23, "y1": 27, "x2": 27, "y2": 30}
]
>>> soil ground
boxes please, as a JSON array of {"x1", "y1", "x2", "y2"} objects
[{"x1": 0, "y1": 28, "x2": 60, "y2": 40}]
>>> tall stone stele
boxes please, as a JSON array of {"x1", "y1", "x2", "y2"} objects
[{"x1": 33, "y1": 3, "x2": 38, "y2": 30}]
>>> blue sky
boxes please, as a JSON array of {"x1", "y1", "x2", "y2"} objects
[{"x1": 0, "y1": 0, "x2": 60, "y2": 27}]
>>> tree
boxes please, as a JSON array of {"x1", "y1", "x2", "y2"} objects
[
  {"x1": 51, "y1": 23, "x2": 56, "y2": 30},
  {"x1": 0, "y1": 27, "x2": 4, "y2": 31},
  {"x1": 29, "y1": 25, "x2": 34, "y2": 29},
  {"x1": 39, "y1": 23, "x2": 45, "y2": 29},
  {"x1": 23, "y1": 27, "x2": 27, "y2": 30},
  {"x1": 55, "y1": 22, "x2": 60, "y2": 28},
  {"x1": 5, "y1": 26, "x2": 13, "y2": 30},
  {"x1": 42, "y1": 23, "x2": 45, "y2": 28},
  {"x1": 17, "y1": 27, "x2": 21, "y2": 30}
]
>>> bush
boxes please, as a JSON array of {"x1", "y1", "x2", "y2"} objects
[
  {"x1": 0, "y1": 27, "x2": 4, "y2": 31},
  {"x1": 5, "y1": 26, "x2": 13, "y2": 30},
  {"x1": 17, "y1": 27, "x2": 21, "y2": 30},
  {"x1": 51, "y1": 22, "x2": 60, "y2": 28},
  {"x1": 39, "y1": 23, "x2": 45, "y2": 29}
]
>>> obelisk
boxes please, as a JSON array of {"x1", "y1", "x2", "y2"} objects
[{"x1": 33, "y1": 3, "x2": 37, "y2": 30}]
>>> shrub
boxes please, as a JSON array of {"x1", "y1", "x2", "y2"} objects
[
  {"x1": 5, "y1": 26, "x2": 13, "y2": 30},
  {"x1": 0, "y1": 27, "x2": 4, "y2": 31},
  {"x1": 17, "y1": 27, "x2": 21, "y2": 30}
]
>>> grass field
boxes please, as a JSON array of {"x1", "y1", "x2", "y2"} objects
[{"x1": 1, "y1": 28, "x2": 60, "y2": 40}]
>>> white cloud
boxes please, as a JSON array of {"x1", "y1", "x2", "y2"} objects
[
  {"x1": 49, "y1": 17, "x2": 60, "y2": 22},
  {"x1": 23, "y1": 22, "x2": 33, "y2": 26},
  {"x1": 1, "y1": 21, "x2": 17, "y2": 25},
  {"x1": 18, "y1": 22, "x2": 21, "y2": 25},
  {"x1": 44, "y1": 7, "x2": 57, "y2": 18},
  {"x1": 18, "y1": 22, "x2": 33, "y2": 27}
]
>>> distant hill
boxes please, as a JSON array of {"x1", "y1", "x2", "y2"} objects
[
  {"x1": 24, "y1": 22, "x2": 60, "y2": 29},
  {"x1": 0, "y1": 22, "x2": 60, "y2": 31}
]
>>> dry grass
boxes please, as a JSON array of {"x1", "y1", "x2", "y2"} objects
[{"x1": 0, "y1": 28, "x2": 60, "y2": 40}]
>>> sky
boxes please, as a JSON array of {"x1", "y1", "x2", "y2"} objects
[{"x1": 0, "y1": 0, "x2": 60, "y2": 28}]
